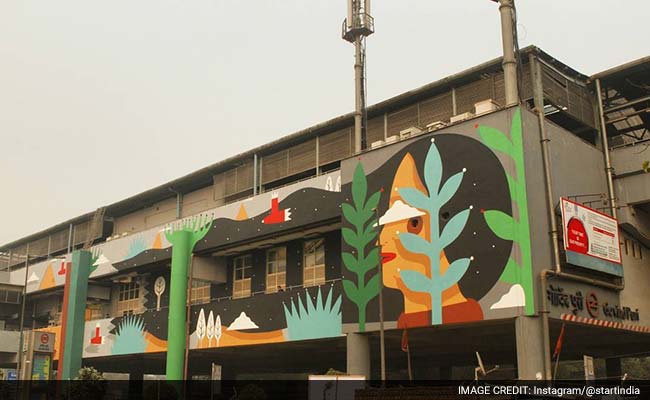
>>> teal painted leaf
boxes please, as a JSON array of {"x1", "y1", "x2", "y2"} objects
[
  {"x1": 399, "y1": 270, "x2": 432, "y2": 294},
  {"x1": 352, "y1": 163, "x2": 368, "y2": 210},
  {"x1": 483, "y1": 210, "x2": 516, "y2": 241},
  {"x1": 424, "y1": 142, "x2": 443, "y2": 193},
  {"x1": 439, "y1": 209, "x2": 470, "y2": 250},
  {"x1": 341, "y1": 227, "x2": 358, "y2": 247},
  {"x1": 399, "y1": 233, "x2": 430, "y2": 255},
  {"x1": 478, "y1": 125, "x2": 513, "y2": 156},
  {"x1": 440, "y1": 258, "x2": 471, "y2": 290},
  {"x1": 398, "y1": 188, "x2": 429, "y2": 211},
  {"x1": 342, "y1": 279, "x2": 360, "y2": 303},
  {"x1": 342, "y1": 252, "x2": 359, "y2": 272},
  {"x1": 499, "y1": 257, "x2": 520, "y2": 284},
  {"x1": 437, "y1": 171, "x2": 464, "y2": 208}
]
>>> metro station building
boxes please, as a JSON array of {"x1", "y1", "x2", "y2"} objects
[{"x1": 1, "y1": 46, "x2": 649, "y2": 381}]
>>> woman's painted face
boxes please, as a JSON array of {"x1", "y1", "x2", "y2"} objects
[{"x1": 377, "y1": 153, "x2": 432, "y2": 290}]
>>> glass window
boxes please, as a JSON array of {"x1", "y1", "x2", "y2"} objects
[
  {"x1": 303, "y1": 239, "x2": 326, "y2": 287},
  {"x1": 266, "y1": 247, "x2": 286, "y2": 293},
  {"x1": 233, "y1": 254, "x2": 253, "y2": 299},
  {"x1": 117, "y1": 280, "x2": 140, "y2": 316},
  {"x1": 191, "y1": 279, "x2": 211, "y2": 305}
]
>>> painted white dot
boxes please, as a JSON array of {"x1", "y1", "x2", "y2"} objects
[
  {"x1": 469, "y1": 205, "x2": 474, "y2": 210},
  {"x1": 397, "y1": 268, "x2": 401, "y2": 272},
  {"x1": 462, "y1": 168, "x2": 467, "y2": 172},
  {"x1": 314, "y1": 208, "x2": 318, "y2": 211},
  {"x1": 396, "y1": 231, "x2": 400, "y2": 234},
  {"x1": 473, "y1": 182, "x2": 477, "y2": 186},
  {"x1": 470, "y1": 256, "x2": 475, "y2": 261},
  {"x1": 431, "y1": 138, "x2": 435, "y2": 143},
  {"x1": 395, "y1": 187, "x2": 399, "y2": 191},
  {"x1": 492, "y1": 244, "x2": 496, "y2": 248}
]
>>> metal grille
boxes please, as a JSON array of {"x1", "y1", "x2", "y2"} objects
[
  {"x1": 261, "y1": 149, "x2": 288, "y2": 184},
  {"x1": 455, "y1": 78, "x2": 494, "y2": 114},
  {"x1": 287, "y1": 139, "x2": 316, "y2": 176},
  {"x1": 366, "y1": 116, "x2": 384, "y2": 145},
  {"x1": 217, "y1": 161, "x2": 254, "y2": 198},
  {"x1": 319, "y1": 128, "x2": 351, "y2": 165},
  {"x1": 419, "y1": 92, "x2": 453, "y2": 127},
  {"x1": 387, "y1": 105, "x2": 418, "y2": 136},
  {"x1": 541, "y1": 64, "x2": 594, "y2": 128}
]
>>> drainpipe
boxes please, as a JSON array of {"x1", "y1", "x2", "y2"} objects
[
  {"x1": 530, "y1": 54, "x2": 625, "y2": 380},
  {"x1": 498, "y1": 0, "x2": 518, "y2": 106},
  {"x1": 595, "y1": 78, "x2": 618, "y2": 220},
  {"x1": 169, "y1": 188, "x2": 183, "y2": 219}
]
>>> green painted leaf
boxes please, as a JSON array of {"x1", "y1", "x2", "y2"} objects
[
  {"x1": 437, "y1": 171, "x2": 464, "y2": 208},
  {"x1": 360, "y1": 248, "x2": 380, "y2": 273},
  {"x1": 341, "y1": 203, "x2": 359, "y2": 226},
  {"x1": 424, "y1": 142, "x2": 443, "y2": 193},
  {"x1": 478, "y1": 125, "x2": 513, "y2": 156},
  {"x1": 399, "y1": 188, "x2": 429, "y2": 211},
  {"x1": 364, "y1": 273, "x2": 380, "y2": 299},
  {"x1": 364, "y1": 191, "x2": 381, "y2": 213},
  {"x1": 440, "y1": 258, "x2": 471, "y2": 290},
  {"x1": 483, "y1": 210, "x2": 516, "y2": 241},
  {"x1": 342, "y1": 279, "x2": 360, "y2": 303},
  {"x1": 499, "y1": 257, "x2": 520, "y2": 284},
  {"x1": 439, "y1": 209, "x2": 470, "y2": 250},
  {"x1": 399, "y1": 270, "x2": 432, "y2": 294},
  {"x1": 506, "y1": 173, "x2": 518, "y2": 201},
  {"x1": 342, "y1": 252, "x2": 359, "y2": 272},
  {"x1": 341, "y1": 227, "x2": 358, "y2": 246},
  {"x1": 399, "y1": 233, "x2": 430, "y2": 255},
  {"x1": 352, "y1": 163, "x2": 368, "y2": 210}
]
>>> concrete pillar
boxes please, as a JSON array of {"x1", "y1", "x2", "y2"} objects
[
  {"x1": 605, "y1": 357, "x2": 622, "y2": 380},
  {"x1": 515, "y1": 316, "x2": 545, "y2": 380},
  {"x1": 346, "y1": 333, "x2": 370, "y2": 378}
]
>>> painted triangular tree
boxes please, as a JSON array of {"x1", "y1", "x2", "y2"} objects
[
  {"x1": 397, "y1": 139, "x2": 473, "y2": 325},
  {"x1": 342, "y1": 163, "x2": 381, "y2": 332},
  {"x1": 477, "y1": 108, "x2": 534, "y2": 315}
]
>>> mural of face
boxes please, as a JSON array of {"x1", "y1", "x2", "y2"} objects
[{"x1": 378, "y1": 153, "x2": 468, "y2": 315}]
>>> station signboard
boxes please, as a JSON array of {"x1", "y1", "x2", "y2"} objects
[{"x1": 560, "y1": 198, "x2": 622, "y2": 276}]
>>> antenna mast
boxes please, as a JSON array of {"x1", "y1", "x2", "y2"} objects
[{"x1": 342, "y1": 0, "x2": 374, "y2": 153}]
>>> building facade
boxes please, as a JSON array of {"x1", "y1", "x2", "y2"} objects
[{"x1": 1, "y1": 46, "x2": 649, "y2": 381}]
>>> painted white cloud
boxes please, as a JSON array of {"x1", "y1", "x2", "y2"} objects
[
  {"x1": 27, "y1": 272, "x2": 39, "y2": 284},
  {"x1": 376, "y1": 200, "x2": 425, "y2": 226},
  {"x1": 227, "y1": 311, "x2": 259, "y2": 331},
  {"x1": 490, "y1": 284, "x2": 525, "y2": 309}
]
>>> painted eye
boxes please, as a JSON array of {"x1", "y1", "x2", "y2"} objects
[{"x1": 407, "y1": 216, "x2": 423, "y2": 234}]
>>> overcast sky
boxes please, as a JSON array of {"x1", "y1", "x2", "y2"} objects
[{"x1": 1, "y1": 1, "x2": 648, "y2": 246}]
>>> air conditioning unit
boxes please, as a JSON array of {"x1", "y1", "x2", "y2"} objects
[
  {"x1": 450, "y1": 112, "x2": 474, "y2": 124},
  {"x1": 475, "y1": 99, "x2": 499, "y2": 115},
  {"x1": 399, "y1": 127, "x2": 423, "y2": 140},
  {"x1": 370, "y1": 140, "x2": 385, "y2": 149},
  {"x1": 385, "y1": 135, "x2": 399, "y2": 144},
  {"x1": 426, "y1": 121, "x2": 447, "y2": 132}
]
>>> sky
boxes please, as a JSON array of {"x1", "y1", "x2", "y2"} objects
[{"x1": 1, "y1": 1, "x2": 648, "y2": 246}]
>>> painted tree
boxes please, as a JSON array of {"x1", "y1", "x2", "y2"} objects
[
  {"x1": 477, "y1": 108, "x2": 534, "y2": 315},
  {"x1": 341, "y1": 163, "x2": 381, "y2": 332},
  {"x1": 206, "y1": 311, "x2": 215, "y2": 347},
  {"x1": 164, "y1": 214, "x2": 213, "y2": 380},
  {"x1": 215, "y1": 315, "x2": 222, "y2": 347},
  {"x1": 196, "y1": 309, "x2": 206, "y2": 346},
  {"x1": 398, "y1": 139, "x2": 473, "y2": 325}
]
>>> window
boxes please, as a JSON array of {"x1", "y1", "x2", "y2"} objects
[
  {"x1": 85, "y1": 304, "x2": 103, "y2": 321},
  {"x1": 117, "y1": 281, "x2": 140, "y2": 316},
  {"x1": 303, "y1": 239, "x2": 325, "y2": 287},
  {"x1": 233, "y1": 255, "x2": 253, "y2": 299},
  {"x1": 266, "y1": 247, "x2": 286, "y2": 293},
  {"x1": 191, "y1": 279, "x2": 211, "y2": 305}
]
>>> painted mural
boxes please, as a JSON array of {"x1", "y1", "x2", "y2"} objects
[
  {"x1": 10, "y1": 171, "x2": 342, "y2": 295},
  {"x1": 341, "y1": 108, "x2": 534, "y2": 332}
]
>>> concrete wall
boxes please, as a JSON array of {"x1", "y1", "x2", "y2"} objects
[
  {"x1": 611, "y1": 145, "x2": 650, "y2": 206},
  {"x1": 619, "y1": 231, "x2": 650, "y2": 326},
  {"x1": 0, "y1": 330, "x2": 19, "y2": 353}
]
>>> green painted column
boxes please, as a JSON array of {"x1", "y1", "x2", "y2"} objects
[
  {"x1": 164, "y1": 216, "x2": 212, "y2": 380},
  {"x1": 165, "y1": 231, "x2": 192, "y2": 380},
  {"x1": 60, "y1": 250, "x2": 93, "y2": 380}
]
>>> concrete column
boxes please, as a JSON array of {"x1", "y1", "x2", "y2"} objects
[
  {"x1": 515, "y1": 316, "x2": 545, "y2": 380},
  {"x1": 346, "y1": 333, "x2": 370, "y2": 378},
  {"x1": 605, "y1": 357, "x2": 622, "y2": 380}
]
